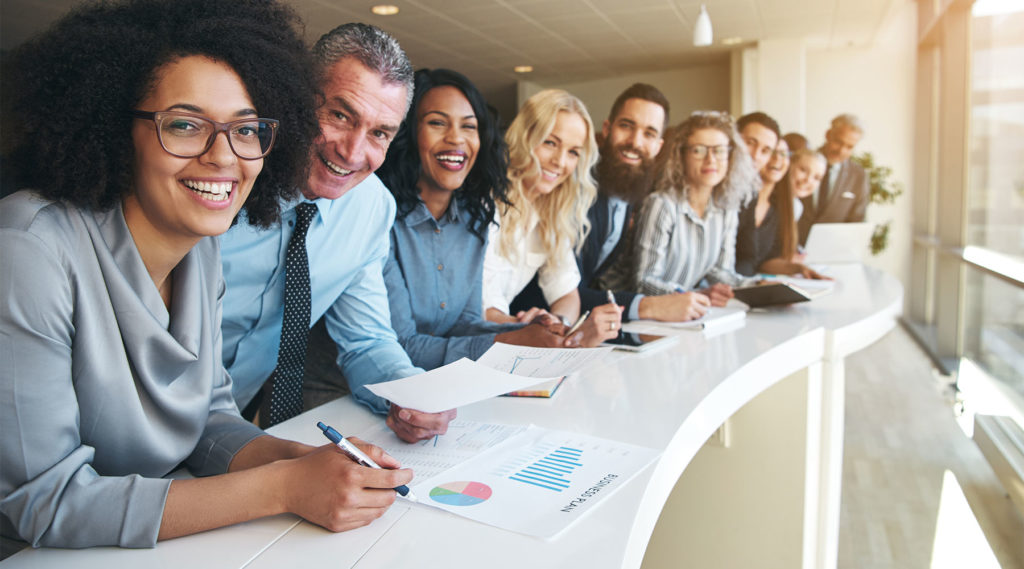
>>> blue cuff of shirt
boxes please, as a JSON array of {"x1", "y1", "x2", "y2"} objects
[{"x1": 628, "y1": 294, "x2": 644, "y2": 321}]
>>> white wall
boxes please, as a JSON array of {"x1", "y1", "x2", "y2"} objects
[
  {"x1": 804, "y1": 1, "x2": 918, "y2": 289},
  {"x1": 518, "y1": 64, "x2": 730, "y2": 128}
]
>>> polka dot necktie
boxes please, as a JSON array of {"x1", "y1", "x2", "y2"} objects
[{"x1": 261, "y1": 202, "x2": 317, "y2": 428}]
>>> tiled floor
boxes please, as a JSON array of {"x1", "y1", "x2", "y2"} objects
[{"x1": 839, "y1": 326, "x2": 1024, "y2": 568}]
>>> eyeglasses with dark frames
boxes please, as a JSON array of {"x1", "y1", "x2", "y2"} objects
[
  {"x1": 131, "y1": 110, "x2": 279, "y2": 160},
  {"x1": 685, "y1": 144, "x2": 731, "y2": 161}
]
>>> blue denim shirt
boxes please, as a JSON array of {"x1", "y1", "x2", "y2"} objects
[{"x1": 383, "y1": 198, "x2": 514, "y2": 370}]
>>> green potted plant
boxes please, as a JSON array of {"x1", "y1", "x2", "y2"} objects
[{"x1": 852, "y1": 152, "x2": 904, "y2": 255}]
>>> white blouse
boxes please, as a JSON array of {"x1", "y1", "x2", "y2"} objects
[{"x1": 481, "y1": 211, "x2": 580, "y2": 314}]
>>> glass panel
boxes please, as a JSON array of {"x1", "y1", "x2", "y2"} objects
[
  {"x1": 962, "y1": 266, "x2": 1024, "y2": 402},
  {"x1": 967, "y1": 2, "x2": 1024, "y2": 261}
]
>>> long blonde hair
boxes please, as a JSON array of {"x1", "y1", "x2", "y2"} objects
[{"x1": 498, "y1": 89, "x2": 598, "y2": 266}]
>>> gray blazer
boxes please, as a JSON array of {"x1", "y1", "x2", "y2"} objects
[
  {"x1": 798, "y1": 159, "x2": 869, "y2": 244},
  {"x1": 0, "y1": 191, "x2": 263, "y2": 550}
]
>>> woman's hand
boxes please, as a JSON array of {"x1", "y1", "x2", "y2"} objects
[
  {"x1": 792, "y1": 264, "x2": 832, "y2": 280},
  {"x1": 638, "y1": 292, "x2": 710, "y2": 322},
  {"x1": 496, "y1": 322, "x2": 570, "y2": 348},
  {"x1": 280, "y1": 442, "x2": 412, "y2": 532},
  {"x1": 699, "y1": 283, "x2": 734, "y2": 307},
  {"x1": 514, "y1": 306, "x2": 558, "y2": 325}
]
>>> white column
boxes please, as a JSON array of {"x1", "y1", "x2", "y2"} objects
[{"x1": 753, "y1": 38, "x2": 807, "y2": 134}]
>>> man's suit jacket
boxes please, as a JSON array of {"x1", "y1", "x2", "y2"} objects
[
  {"x1": 798, "y1": 158, "x2": 869, "y2": 244},
  {"x1": 576, "y1": 193, "x2": 638, "y2": 315}
]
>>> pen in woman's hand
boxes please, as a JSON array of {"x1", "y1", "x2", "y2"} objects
[
  {"x1": 564, "y1": 310, "x2": 590, "y2": 337},
  {"x1": 317, "y1": 421, "x2": 417, "y2": 501}
]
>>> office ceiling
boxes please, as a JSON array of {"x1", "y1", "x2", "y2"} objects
[{"x1": 1, "y1": 0, "x2": 902, "y2": 97}]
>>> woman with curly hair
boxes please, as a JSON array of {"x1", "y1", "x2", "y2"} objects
[
  {"x1": 378, "y1": 69, "x2": 570, "y2": 370},
  {"x1": 598, "y1": 111, "x2": 759, "y2": 306},
  {"x1": 480, "y1": 89, "x2": 622, "y2": 347},
  {"x1": 0, "y1": 0, "x2": 410, "y2": 554}
]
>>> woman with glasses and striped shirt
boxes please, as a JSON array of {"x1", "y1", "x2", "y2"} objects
[{"x1": 597, "y1": 111, "x2": 759, "y2": 307}]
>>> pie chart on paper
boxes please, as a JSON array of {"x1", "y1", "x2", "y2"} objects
[{"x1": 429, "y1": 481, "x2": 492, "y2": 506}]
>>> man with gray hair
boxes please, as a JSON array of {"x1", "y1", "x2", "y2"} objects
[
  {"x1": 798, "y1": 113, "x2": 870, "y2": 243},
  {"x1": 220, "y1": 23, "x2": 455, "y2": 443}
]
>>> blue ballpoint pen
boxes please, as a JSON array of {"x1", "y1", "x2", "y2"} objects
[{"x1": 317, "y1": 421, "x2": 417, "y2": 501}]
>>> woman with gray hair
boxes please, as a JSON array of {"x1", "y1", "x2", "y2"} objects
[{"x1": 597, "y1": 111, "x2": 759, "y2": 307}]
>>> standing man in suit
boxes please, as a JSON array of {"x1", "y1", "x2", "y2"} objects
[
  {"x1": 219, "y1": 23, "x2": 455, "y2": 443},
  {"x1": 514, "y1": 83, "x2": 711, "y2": 322},
  {"x1": 798, "y1": 113, "x2": 870, "y2": 244}
]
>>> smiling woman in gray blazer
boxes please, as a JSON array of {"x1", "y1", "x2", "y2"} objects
[{"x1": 0, "y1": 0, "x2": 410, "y2": 556}]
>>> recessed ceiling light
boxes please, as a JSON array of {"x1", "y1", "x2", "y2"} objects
[
  {"x1": 371, "y1": 5, "x2": 399, "y2": 16},
  {"x1": 722, "y1": 37, "x2": 743, "y2": 45},
  {"x1": 514, "y1": 65, "x2": 533, "y2": 73}
]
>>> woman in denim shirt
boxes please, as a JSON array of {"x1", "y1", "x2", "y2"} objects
[{"x1": 378, "y1": 69, "x2": 569, "y2": 371}]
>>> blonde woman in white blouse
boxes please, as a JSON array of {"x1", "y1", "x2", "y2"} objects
[{"x1": 482, "y1": 89, "x2": 621, "y2": 346}]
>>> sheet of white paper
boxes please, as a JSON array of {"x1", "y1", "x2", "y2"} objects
[
  {"x1": 356, "y1": 419, "x2": 528, "y2": 482},
  {"x1": 635, "y1": 306, "x2": 747, "y2": 331},
  {"x1": 411, "y1": 426, "x2": 660, "y2": 539},
  {"x1": 776, "y1": 275, "x2": 837, "y2": 295},
  {"x1": 476, "y1": 344, "x2": 612, "y2": 377},
  {"x1": 364, "y1": 358, "x2": 560, "y2": 413}
]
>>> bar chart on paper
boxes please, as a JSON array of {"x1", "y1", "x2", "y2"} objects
[
  {"x1": 508, "y1": 446, "x2": 583, "y2": 492},
  {"x1": 411, "y1": 426, "x2": 661, "y2": 538}
]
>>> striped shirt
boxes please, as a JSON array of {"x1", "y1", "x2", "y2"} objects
[{"x1": 597, "y1": 189, "x2": 754, "y2": 295}]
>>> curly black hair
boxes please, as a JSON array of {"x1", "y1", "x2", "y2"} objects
[
  {"x1": 0, "y1": 0, "x2": 319, "y2": 228},
  {"x1": 377, "y1": 68, "x2": 509, "y2": 242}
]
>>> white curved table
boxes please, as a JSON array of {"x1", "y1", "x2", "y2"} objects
[{"x1": 2, "y1": 264, "x2": 902, "y2": 569}]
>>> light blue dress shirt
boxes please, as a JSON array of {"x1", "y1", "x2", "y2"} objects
[
  {"x1": 219, "y1": 174, "x2": 421, "y2": 415},
  {"x1": 383, "y1": 198, "x2": 514, "y2": 371}
]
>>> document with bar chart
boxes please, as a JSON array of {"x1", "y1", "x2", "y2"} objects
[{"x1": 410, "y1": 426, "x2": 660, "y2": 539}]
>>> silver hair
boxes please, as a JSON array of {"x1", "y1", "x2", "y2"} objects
[
  {"x1": 830, "y1": 113, "x2": 865, "y2": 135},
  {"x1": 312, "y1": 23, "x2": 413, "y2": 110}
]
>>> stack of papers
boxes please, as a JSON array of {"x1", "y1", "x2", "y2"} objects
[
  {"x1": 621, "y1": 305, "x2": 747, "y2": 337},
  {"x1": 478, "y1": 344, "x2": 611, "y2": 397},
  {"x1": 365, "y1": 345, "x2": 612, "y2": 410}
]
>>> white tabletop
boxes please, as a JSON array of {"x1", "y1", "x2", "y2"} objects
[{"x1": 3, "y1": 264, "x2": 902, "y2": 568}]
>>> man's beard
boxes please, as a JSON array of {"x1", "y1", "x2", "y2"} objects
[{"x1": 594, "y1": 138, "x2": 655, "y2": 206}]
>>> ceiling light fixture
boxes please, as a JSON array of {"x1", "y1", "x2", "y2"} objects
[
  {"x1": 371, "y1": 5, "x2": 399, "y2": 16},
  {"x1": 514, "y1": 65, "x2": 533, "y2": 73},
  {"x1": 693, "y1": 4, "x2": 713, "y2": 47}
]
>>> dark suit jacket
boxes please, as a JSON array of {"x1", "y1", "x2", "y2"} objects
[
  {"x1": 798, "y1": 158, "x2": 869, "y2": 244},
  {"x1": 510, "y1": 193, "x2": 640, "y2": 320}
]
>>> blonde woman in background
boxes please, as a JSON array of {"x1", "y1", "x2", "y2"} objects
[{"x1": 482, "y1": 89, "x2": 621, "y2": 347}]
